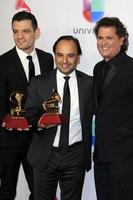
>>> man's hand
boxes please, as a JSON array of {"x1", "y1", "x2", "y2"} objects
[
  {"x1": 38, "y1": 123, "x2": 56, "y2": 129},
  {"x1": 2, "y1": 122, "x2": 31, "y2": 131}
]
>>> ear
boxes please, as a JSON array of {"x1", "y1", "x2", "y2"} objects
[
  {"x1": 77, "y1": 56, "x2": 80, "y2": 64},
  {"x1": 120, "y1": 36, "x2": 124, "y2": 46},
  {"x1": 35, "y1": 28, "x2": 40, "y2": 39}
]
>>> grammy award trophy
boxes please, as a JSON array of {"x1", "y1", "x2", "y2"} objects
[
  {"x1": 3, "y1": 91, "x2": 29, "y2": 129},
  {"x1": 38, "y1": 89, "x2": 65, "y2": 127}
]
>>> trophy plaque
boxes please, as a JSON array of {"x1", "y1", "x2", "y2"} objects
[
  {"x1": 3, "y1": 91, "x2": 29, "y2": 129},
  {"x1": 38, "y1": 89, "x2": 65, "y2": 127}
]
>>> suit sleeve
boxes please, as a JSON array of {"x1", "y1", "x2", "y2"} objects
[{"x1": 0, "y1": 57, "x2": 9, "y2": 124}]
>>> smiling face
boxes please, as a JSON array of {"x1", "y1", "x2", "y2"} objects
[
  {"x1": 97, "y1": 26, "x2": 124, "y2": 62},
  {"x1": 54, "y1": 39, "x2": 80, "y2": 75},
  {"x1": 12, "y1": 20, "x2": 40, "y2": 54}
]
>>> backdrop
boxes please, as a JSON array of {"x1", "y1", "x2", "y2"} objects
[{"x1": 0, "y1": 1, "x2": 133, "y2": 199}]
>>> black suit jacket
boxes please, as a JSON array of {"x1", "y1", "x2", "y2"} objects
[
  {"x1": 0, "y1": 47, "x2": 54, "y2": 147},
  {"x1": 25, "y1": 69, "x2": 92, "y2": 171},
  {"x1": 93, "y1": 52, "x2": 133, "y2": 162}
]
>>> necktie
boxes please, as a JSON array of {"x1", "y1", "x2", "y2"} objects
[
  {"x1": 27, "y1": 55, "x2": 35, "y2": 82},
  {"x1": 59, "y1": 76, "x2": 70, "y2": 147}
]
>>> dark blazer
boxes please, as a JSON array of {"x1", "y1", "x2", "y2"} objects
[
  {"x1": 0, "y1": 47, "x2": 54, "y2": 147},
  {"x1": 25, "y1": 69, "x2": 92, "y2": 171},
  {"x1": 93, "y1": 52, "x2": 133, "y2": 163}
]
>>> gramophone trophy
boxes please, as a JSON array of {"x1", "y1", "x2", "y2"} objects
[
  {"x1": 38, "y1": 89, "x2": 65, "y2": 127},
  {"x1": 3, "y1": 91, "x2": 29, "y2": 129}
]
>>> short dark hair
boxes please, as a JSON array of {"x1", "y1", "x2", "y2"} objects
[
  {"x1": 53, "y1": 35, "x2": 82, "y2": 55},
  {"x1": 94, "y1": 17, "x2": 129, "y2": 52},
  {"x1": 12, "y1": 11, "x2": 38, "y2": 31}
]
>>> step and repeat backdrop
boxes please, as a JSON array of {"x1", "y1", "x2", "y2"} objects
[{"x1": 0, "y1": 0, "x2": 133, "y2": 199}]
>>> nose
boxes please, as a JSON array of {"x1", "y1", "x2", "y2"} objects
[
  {"x1": 63, "y1": 56, "x2": 67, "y2": 63},
  {"x1": 17, "y1": 31, "x2": 23, "y2": 38},
  {"x1": 101, "y1": 38, "x2": 108, "y2": 45}
]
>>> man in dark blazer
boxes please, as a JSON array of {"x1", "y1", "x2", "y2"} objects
[
  {"x1": 0, "y1": 11, "x2": 53, "y2": 200},
  {"x1": 93, "y1": 17, "x2": 133, "y2": 200},
  {"x1": 25, "y1": 35, "x2": 92, "y2": 200}
]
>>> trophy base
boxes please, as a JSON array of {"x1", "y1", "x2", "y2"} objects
[
  {"x1": 38, "y1": 113, "x2": 65, "y2": 126},
  {"x1": 3, "y1": 114, "x2": 29, "y2": 129}
]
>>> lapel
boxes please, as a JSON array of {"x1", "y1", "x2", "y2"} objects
[
  {"x1": 11, "y1": 47, "x2": 28, "y2": 84},
  {"x1": 94, "y1": 61, "x2": 118, "y2": 114},
  {"x1": 103, "y1": 64, "x2": 118, "y2": 91},
  {"x1": 76, "y1": 70, "x2": 85, "y2": 120},
  {"x1": 48, "y1": 69, "x2": 57, "y2": 91},
  {"x1": 97, "y1": 70, "x2": 119, "y2": 114},
  {"x1": 45, "y1": 69, "x2": 58, "y2": 132},
  {"x1": 36, "y1": 48, "x2": 43, "y2": 74},
  {"x1": 93, "y1": 62, "x2": 103, "y2": 111},
  {"x1": 96, "y1": 52, "x2": 127, "y2": 114}
]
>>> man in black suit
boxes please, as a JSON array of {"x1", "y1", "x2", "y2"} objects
[
  {"x1": 25, "y1": 35, "x2": 92, "y2": 200},
  {"x1": 0, "y1": 11, "x2": 53, "y2": 200},
  {"x1": 93, "y1": 17, "x2": 133, "y2": 200}
]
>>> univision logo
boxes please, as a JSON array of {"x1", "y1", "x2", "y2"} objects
[{"x1": 83, "y1": 0, "x2": 104, "y2": 22}]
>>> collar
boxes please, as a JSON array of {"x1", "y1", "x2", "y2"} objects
[
  {"x1": 56, "y1": 69, "x2": 76, "y2": 80},
  {"x1": 15, "y1": 46, "x2": 37, "y2": 61},
  {"x1": 105, "y1": 51, "x2": 126, "y2": 66}
]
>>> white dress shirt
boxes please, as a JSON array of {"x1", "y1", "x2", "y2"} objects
[
  {"x1": 16, "y1": 46, "x2": 41, "y2": 81},
  {"x1": 53, "y1": 69, "x2": 82, "y2": 147}
]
